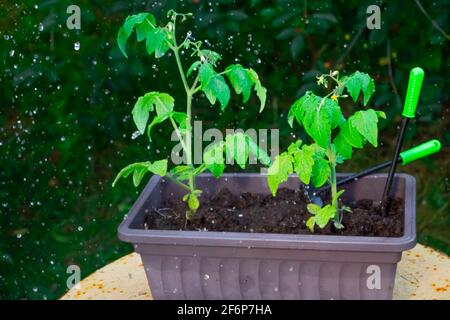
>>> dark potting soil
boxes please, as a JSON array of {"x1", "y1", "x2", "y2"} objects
[{"x1": 144, "y1": 187, "x2": 404, "y2": 237}]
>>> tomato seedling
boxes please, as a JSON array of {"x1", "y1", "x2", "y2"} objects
[
  {"x1": 112, "y1": 10, "x2": 270, "y2": 219},
  {"x1": 267, "y1": 70, "x2": 385, "y2": 231}
]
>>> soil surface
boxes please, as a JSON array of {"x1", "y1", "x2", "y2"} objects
[{"x1": 144, "y1": 187, "x2": 404, "y2": 237}]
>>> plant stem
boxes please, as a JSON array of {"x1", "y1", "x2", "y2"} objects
[
  {"x1": 327, "y1": 144, "x2": 339, "y2": 220},
  {"x1": 330, "y1": 162, "x2": 338, "y2": 211},
  {"x1": 165, "y1": 174, "x2": 191, "y2": 191},
  {"x1": 169, "y1": 116, "x2": 188, "y2": 152},
  {"x1": 173, "y1": 47, "x2": 190, "y2": 94},
  {"x1": 171, "y1": 18, "x2": 195, "y2": 192},
  {"x1": 185, "y1": 93, "x2": 193, "y2": 167}
]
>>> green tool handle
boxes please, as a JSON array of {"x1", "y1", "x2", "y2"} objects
[
  {"x1": 402, "y1": 67, "x2": 425, "y2": 118},
  {"x1": 400, "y1": 139, "x2": 441, "y2": 165}
]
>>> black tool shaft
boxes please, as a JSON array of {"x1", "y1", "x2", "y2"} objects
[
  {"x1": 381, "y1": 118, "x2": 409, "y2": 207},
  {"x1": 317, "y1": 159, "x2": 399, "y2": 193}
]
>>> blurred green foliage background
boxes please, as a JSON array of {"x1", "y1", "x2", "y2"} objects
[{"x1": 0, "y1": 0, "x2": 448, "y2": 299}]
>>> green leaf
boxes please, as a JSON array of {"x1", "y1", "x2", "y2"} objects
[
  {"x1": 293, "y1": 144, "x2": 315, "y2": 185},
  {"x1": 147, "y1": 159, "x2": 168, "y2": 176},
  {"x1": 288, "y1": 94, "x2": 308, "y2": 127},
  {"x1": 287, "y1": 140, "x2": 302, "y2": 154},
  {"x1": 199, "y1": 63, "x2": 230, "y2": 110},
  {"x1": 117, "y1": 13, "x2": 156, "y2": 58},
  {"x1": 311, "y1": 157, "x2": 330, "y2": 188},
  {"x1": 187, "y1": 61, "x2": 201, "y2": 77},
  {"x1": 132, "y1": 92, "x2": 174, "y2": 134},
  {"x1": 188, "y1": 193, "x2": 200, "y2": 211},
  {"x1": 147, "y1": 111, "x2": 186, "y2": 142},
  {"x1": 344, "y1": 71, "x2": 375, "y2": 105},
  {"x1": 226, "y1": 64, "x2": 253, "y2": 102},
  {"x1": 307, "y1": 203, "x2": 321, "y2": 215},
  {"x1": 276, "y1": 28, "x2": 295, "y2": 40},
  {"x1": 117, "y1": 27, "x2": 130, "y2": 58},
  {"x1": 338, "y1": 119, "x2": 363, "y2": 148},
  {"x1": 135, "y1": 15, "x2": 156, "y2": 41},
  {"x1": 267, "y1": 153, "x2": 293, "y2": 196},
  {"x1": 350, "y1": 109, "x2": 379, "y2": 147},
  {"x1": 225, "y1": 133, "x2": 249, "y2": 169},
  {"x1": 204, "y1": 133, "x2": 270, "y2": 177},
  {"x1": 146, "y1": 114, "x2": 168, "y2": 141},
  {"x1": 112, "y1": 159, "x2": 167, "y2": 187},
  {"x1": 199, "y1": 50, "x2": 222, "y2": 65},
  {"x1": 145, "y1": 28, "x2": 170, "y2": 58},
  {"x1": 303, "y1": 104, "x2": 331, "y2": 148},
  {"x1": 153, "y1": 93, "x2": 174, "y2": 116},
  {"x1": 169, "y1": 165, "x2": 194, "y2": 182},
  {"x1": 224, "y1": 132, "x2": 271, "y2": 169},
  {"x1": 245, "y1": 134, "x2": 272, "y2": 166},
  {"x1": 290, "y1": 35, "x2": 304, "y2": 58},
  {"x1": 203, "y1": 141, "x2": 225, "y2": 178},
  {"x1": 171, "y1": 111, "x2": 187, "y2": 131},
  {"x1": 335, "y1": 189, "x2": 345, "y2": 199},
  {"x1": 333, "y1": 132, "x2": 352, "y2": 159},
  {"x1": 376, "y1": 110, "x2": 386, "y2": 119},
  {"x1": 314, "y1": 204, "x2": 336, "y2": 228},
  {"x1": 132, "y1": 94, "x2": 155, "y2": 134},
  {"x1": 247, "y1": 68, "x2": 267, "y2": 112},
  {"x1": 133, "y1": 166, "x2": 148, "y2": 187},
  {"x1": 288, "y1": 92, "x2": 338, "y2": 147},
  {"x1": 306, "y1": 216, "x2": 315, "y2": 232},
  {"x1": 322, "y1": 98, "x2": 343, "y2": 129}
]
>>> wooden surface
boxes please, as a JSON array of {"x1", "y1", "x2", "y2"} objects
[{"x1": 61, "y1": 243, "x2": 449, "y2": 300}]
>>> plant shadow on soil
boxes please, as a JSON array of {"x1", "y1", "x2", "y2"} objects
[{"x1": 145, "y1": 186, "x2": 404, "y2": 237}]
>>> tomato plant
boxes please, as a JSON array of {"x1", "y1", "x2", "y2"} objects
[
  {"x1": 112, "y1": 10, "x2": 270, "y2": 219},
  {"x1": 267, "y1": 70, "x2": 386, "y2": 231}
]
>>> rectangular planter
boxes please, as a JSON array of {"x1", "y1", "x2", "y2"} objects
[{"x1": 118, "y1": 173, "x2": 416, "y2": 300}]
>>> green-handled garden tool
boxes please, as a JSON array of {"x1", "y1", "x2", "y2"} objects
[
  {"x1": 315, "y1": 139, "x2": 441, "y2": 196},
  {"x1": 309, "y1": 139, "x2": 441, "y2": 205},
  {"x1": 381, "y1": 67, "x2": 424, "y2": 211}
]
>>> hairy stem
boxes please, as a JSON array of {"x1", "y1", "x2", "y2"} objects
[
  {"x1": 169, "y1": 116, "x2": 188, "y2": 152},
  {"x1": 171, "y1": 17, "x2": 195, "y2": 192},
  {"x1": 327, "y1": 144, "x2": 339, "y2": 221}
]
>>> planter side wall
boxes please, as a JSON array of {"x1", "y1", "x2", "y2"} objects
[
  {"x1": 119, "y1": 174, "x2": 416, "y2": 300},
  {"x1": 135, "y1": 244, "x2": 400, "y2": 300}
]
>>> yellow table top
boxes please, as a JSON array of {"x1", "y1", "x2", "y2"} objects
[{"x1": 61, "y1": 243, "x2": 449, "y2": 300}]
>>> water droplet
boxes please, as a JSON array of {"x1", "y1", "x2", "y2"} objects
[
  {"x1": 38, "y1": 23, "x2": 44, "y2": 32},
  {"x1": 9, "y1": 50, "x2": 15, "y2": 57},
  {"x1": 203, "y1": 274, "x2": 210, "y2": 280},
  {"x1": 74, "y1": 42, "x2": 80, "y2": 51},
  {"x1": 131, "y1": 131, "x2": 141, "y2": 140},
  {"x1": 77, "y1": 226, "x2": 83, "y2": 231}
]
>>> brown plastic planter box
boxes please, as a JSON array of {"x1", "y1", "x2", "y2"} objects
[{"x1": 118, "y1": 173, "x2": 416, "y2": 300}]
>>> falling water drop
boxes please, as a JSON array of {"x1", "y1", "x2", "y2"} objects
[
  {"x1": 38, "y1": 23, "x2": 44, "y2": 31},
  {"x1": 131, "y1": 131, "x2": 141, "y2": 140},
  {"x1": 74, "y1": 42, "x2": 80, "y2": 51}
]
